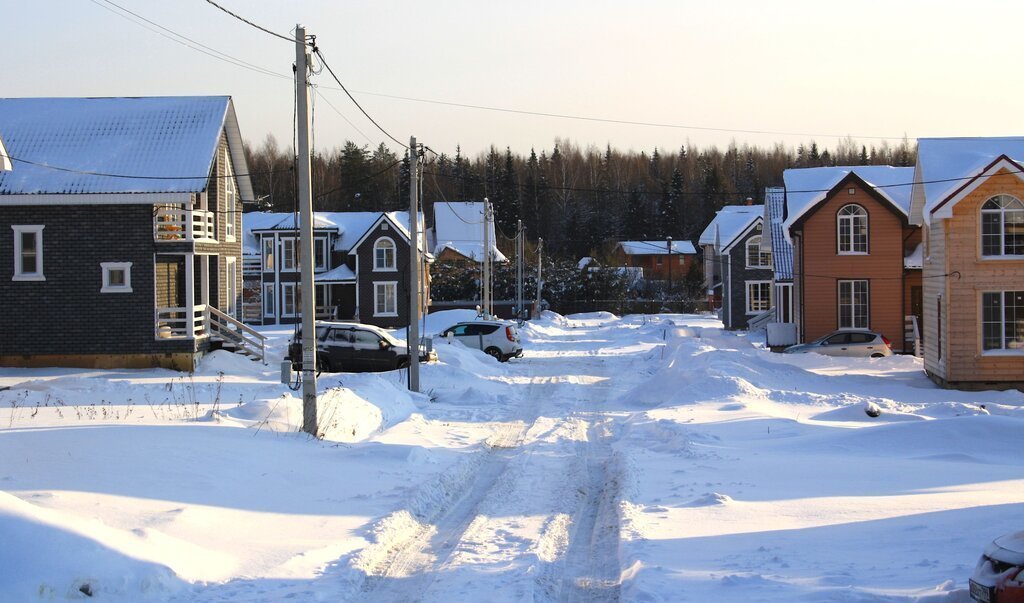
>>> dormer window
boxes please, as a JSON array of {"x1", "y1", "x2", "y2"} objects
[
  {"x1": 374, "y1": 237, "x2": 396, "y2": 271},
  {"x1": 981, "y1": 195, "x2": 1024, "y2": 257},
  {"x1": 837, "y1": 204, "x2": 868, "y2": 254}
]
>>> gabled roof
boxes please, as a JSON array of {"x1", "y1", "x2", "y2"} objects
[
  {"x1": 698, "y1": 204, "x2": 764, "y2": 251},
  {"x1": 316, "y1": 264, "x2": 356, "y2": 283},
  {"x1": 0, "y1": 96, "x2": 253, "y2": 202},
  {"x1": 763, "y1": 187, "x2": 793, "y2": 281},
  {"x1": 615, "y1": 240, "x2": 697, "y2": 256},
  {"x1": 0, "y1": 134, "x2": 10, "y2": 171},
  {"x1": 782, "y1": 166, "x2": 913, "y2": 240},
  {"x1": 913, "y1": 137, "x2": 1024, "y2": 224},
  {"x1": 242, "y1": 211, "x2": 412, "y2": 256},
  {"x1": 432, "y1": 201, "x2": 506, "y2": 262}
]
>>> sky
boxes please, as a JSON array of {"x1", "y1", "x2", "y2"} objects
[{"x1": 4, "y1": 0, "x2": 1024, "y2": 158}]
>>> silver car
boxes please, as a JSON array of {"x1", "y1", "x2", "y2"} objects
[
  {"x1": 783, "y1": 329, "x2": 893, "y2": 358},
  {"x1": 440, "y1": 320, "x2": 524, "y2": 362}
]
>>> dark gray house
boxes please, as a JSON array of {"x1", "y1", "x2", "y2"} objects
[
  {"x1": 699, "y1": 204, "x2": 773, "y2": 330},
  {"x1": 0, "y1": 96, "x2": 259, "y2": 370},
  {"x1": 242, "y1": 211, "x2": 430, "y2": 329}
]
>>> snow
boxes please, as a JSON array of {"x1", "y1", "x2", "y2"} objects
[
  {"x1": 905, "y1": 242, "x2": 924, "y2": 269},
  {"x1": 0, "y1": 133, "x2": 11, "y2": 171},
  {"x1": 432, "y1": 201, "x2": 506, "y2": 262},
  {"x1": 0, "y1": 96, "x2": 247, "y2": 197},
  {"x1": 1, "y1": 313, "x2": 1022, "y2": 602},
  {"x1": 616, "y1": 240, "x2": 697, "y2": 255},
  {"x1": 316, "y1": 263, "x2": 356, "y2": 283},
  {"x1": 698, "y1": 205, "x2": 763, "y2": 251},
  {"x1": 242, "y1": 211, "x2": 418, "y2": 255},
  {"x1": 916, "y1": 137, "x2": 1024, "y2": 222},
  {"x1": 782, "y1": 166, "x2": 915, "y2": 241}
]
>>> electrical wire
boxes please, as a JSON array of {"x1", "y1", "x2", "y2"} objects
[
  {"x1": 314, "y1": 89, "x2": 373, "y2": 146},
  {"x1": 5, "y1": 155, "x2": 292, "y2": 181},
  {"x1": 202, "y1": 0, "x2": 294, "y2": 43}
]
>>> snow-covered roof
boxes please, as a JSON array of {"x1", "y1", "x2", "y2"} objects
[
  {"x1": 432, "y1": 201, "x2": 506, "y2": 262},
  {"x1": 782, "y1": 166, "x2": 914, "y2": 240},
  {"x1": 243, "y1": 211, "x2": 412, "y2": 255},
  {"x1": 316, "y1": 264, "x2": 356, "y2": 283},
  {"x1": 904, "y1": 242, "x2": 924, "y2": 269},
  {"x1": 0, "y1": 96, "x2": 253, "y2": 202},
  {"x1": 914, "y1": 137, "x2": 1024, "y2": 224},
  {"x1": 698, "y1": 205, "x2": 764, "y2": 252},
  {"x1": 0, "y1": 134, "x2": 10, "y2": 171},
  {"x1": 616, "y1": 240, "x2": 696, "y2": 256},
  {"x1": 764, "y1": 187, "x2": 793, "y2": 281},
  {"x1": 578, "y1": 257, "x2": 597, "y2": 270}
]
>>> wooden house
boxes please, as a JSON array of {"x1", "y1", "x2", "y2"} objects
[
  {"x1": 698, "y1": 205, "x2": 772, "y2": 330},
  {"x1": 611, "y1": 240, "x2": 696, "y2": 284}
]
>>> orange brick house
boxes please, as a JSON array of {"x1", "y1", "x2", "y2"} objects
[
  {"x1": 783, "y1": 166, "x2": 922, "y2": 353},
  {"x1": 911, "y1": 139, "x2": 1024, "y2": 390}
]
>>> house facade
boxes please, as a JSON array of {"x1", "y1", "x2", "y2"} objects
[
  {"x1": 783, "y1": 166, "x2": 921, "y2": 353},
  {"x1": 0, "y1": 96, "x2": 253, "y2": 370},
  {"x1": 611, "y1": 240, "x2": 696, "y2": 283},
  {"x1": 911, "y1": 139, "x2": 1024, "y2": 390},
  {"x1": 243, "y1": 211, "x2": 430, "y2": 329},
  {"x1": 699, "y1": 205, "x2": 772, "y2": 330}
]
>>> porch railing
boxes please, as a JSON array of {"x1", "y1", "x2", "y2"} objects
[
  {"x1": 209, "y1": 306, "x2": 267, "y2": 363},
  {"x1": 156, "y1": 305, "x2": 208, "y2": 339},
  {"x1": 154, "y1": 206, "x2": 216, "y2": 242},
  {"x1": 905, "y1": 315, "x2": 922, "y2": 358}
]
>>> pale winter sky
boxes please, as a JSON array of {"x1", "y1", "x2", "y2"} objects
[{"x1": 4, "y1": 0, "x2": 1023, "y2": 157}]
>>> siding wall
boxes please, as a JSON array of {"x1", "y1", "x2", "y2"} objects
[
  {"x1": 724, "y1": 226, "x2": 774, "y2": 330},
  {"x1": 355, "y1": 220, "x2": 413, "y2": 328}
]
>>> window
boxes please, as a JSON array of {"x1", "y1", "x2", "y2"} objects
[
  {"x1": 282, "y1": 283, "x2": 298, "y2": 316},
  {"x1": 263, "y1": 238, "x2": 274, "y2": 271},
  {"x1": 374, "y1": 237, "x2": 396, "y2": 271},
  {"x1": 352, "y1": 329, "x2": 382, "y2": 349},
  {"x1": 982, "y1": 291, "x2": 1024, "y2": 352},
  {"x1": 263, "y1": 283, "x2": 275, "y2": 317},
  {"x1": 745, "y1": 236, "x2": 772, "y2": 268},
  {"x1": 225, "y1": 257, "x2": 238, "y2": 317},
  {"x1": 981, "y1": 195, "x2": 1024, "y2": 257},
  {"x1": 838, "y1": 280, "x2": 869, "y2": 329},
  {"x1": 224, "y1": 148, "x2": 237, "y2": 241},
  {"x1": 314, "y1": 238, "x2": 328, "y2": 271},
  {"x1": 12, "y1": 225, "x2": 44, "y2": 281},
  {"x1": 837, "y1": 204, "x2": 868, "y2": 254},
  {"x1": 745, "y1": 281, "x2": 772, "y2": 314},
  {"x1": 281, "y1": 238, "x2": 297, "y2": 271},
  {"x1": 101, "y1": 262, "x2": 132, "y2": 293},
  {"x1": 374, "y1": 281, "x2": 398, "y2": 316}
]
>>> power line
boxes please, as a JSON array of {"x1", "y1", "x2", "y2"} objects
[
  {"x1": 6, "y1": 155, "x2": 292, "y2": 181},
  {"x1": 314, "y1": 89, "x2": 373, "y2": 146},
  {"x1": 201, "y1": 0, "x2": 294, "y2": 43}
]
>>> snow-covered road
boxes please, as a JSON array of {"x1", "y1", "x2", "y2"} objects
[{"x1": 1, "y1": 311, "x2": 1022, "y2": 602}]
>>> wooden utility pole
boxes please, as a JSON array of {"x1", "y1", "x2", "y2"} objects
[
  {"x1": 295, "y1": 25, "x2": 318, "y2": 437},
  {"x1": 408, "y1": 136, "x2": 421, "y2": 392},
  {"x1": 534, "y1": 237, "x2": 543, "y2": 318},
  {"x1": 481, "y1": 198, "x2": 492, "y2": 318},
  {"x1": 515, "y1": 220, "x2": 523, "y2": 321}
]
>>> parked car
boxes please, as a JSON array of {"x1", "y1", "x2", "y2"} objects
[
  {"x1": 970, "y1": 531, "x2": 1024, "y2": 602},
  {"x1": 440, "y1": 320, "x2": 523, "y2": 362},
  {"x1": 288, "y1": 322, "x2": 435, "y2": 373},
  {"x1": 782, "y1": 329, "x2": 893, "y2": 358}
]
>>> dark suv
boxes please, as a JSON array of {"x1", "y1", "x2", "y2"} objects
[{"x1": 288, "y1": 322, "x2": 435, "y2": 373}]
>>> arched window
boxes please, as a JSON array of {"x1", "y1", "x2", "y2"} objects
[
  {"x1": 837, "y1": 204, "x2": 868, "y2": 254},
  {"x1": 981, "y1": 195, "x2": 1024, "y2": 257},
  {"x1": 745, "y1": 236, "x2": 771, "y2": 268},
  {"x1": 374, "y1": 237, "x2": 396, "y2": 271}
]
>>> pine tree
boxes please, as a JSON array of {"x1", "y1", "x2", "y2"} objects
[{"x1": 859, "y1": 145, "x2": 869, "y2": 165}]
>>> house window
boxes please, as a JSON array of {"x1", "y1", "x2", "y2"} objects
[
  {"x1": 745, "y1": 236, "x2": 772, "y2": 268},
  {"x1": 12, "y1": 225, "x2": 45, "y2": 281},
  {"x1": 837, "y1": 204, "x2": 868, "y2": 254},
  {"x1": 374, "y1": 281, "x2": 398, "y2": 316},
  {"x1": 100, "y1": 262, "x2": 132, "y2": 293},
  {"x1": 981, "y1": 195, "x2": 1024, "y2": 257},
  {"x1": 982, "y1": 291, "x2": 1024, "y2": 352},
  {"x1": 315, "y1": 238, "x2": 328, "y2": 271},
  {"x1": 263, "y1": 283, "x2": 275, "y2": 317},
  {"x1": 224, "y1": 148, "x2": 237, "y2": 242},
  {"x1": 281, "y1": 238, "x2": 297, "y2": 271},
  {"x1": 745, "y1": 281, "x2": 772, "y2": 314},
  {"x1": 374, "y1": 237, "x2": 396, "y2": 271},
  {"x1": 282, "y1": 283, "x2": 298, "y2": 316},
  {"x1": 838, "y1": 280, "x2": 869, "y2": 329},
  {"x1": 263, "y1": 237, "x2": 274, "y2": 271}
]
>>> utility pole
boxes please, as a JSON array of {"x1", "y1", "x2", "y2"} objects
[
  {"x1": 534, "y1": 237, "x2": 543, "y2": 318},
  {"x1": 295, "y1": 25, "x2": 317, "y2": 437},
  {"x1": 516, "y1": 219, "x2": 523, "y2": 321},
  {"x1": 667, "y1": 236, "x2": 673, "y2": 303},
  {"x1": 481, "y1": 198, "x2": 492, "y2": 318},
  {"x1": 408, "y1": 136, "x2": 421, "y2": 393}
]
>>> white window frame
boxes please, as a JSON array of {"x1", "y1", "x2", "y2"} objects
[
  {"x1": 281, "y1": 282, "x2": 298, "y2": 317},
  {"x1": 262, "y1": 237, "x2": 274, "y2": 271},
  {"x1": 314, "y1": 237, "x2": 328, "y2": 272},
  {"x1": 745, "y1": 280, "x2": 772, "y2": 315},
  {"x1": 374, "y1": 237, "x2": 397, "y2": 272},
  {"x1": 263, "y1": 282, "x2": 276, "y2": 317},
  {"x1": 225, "y1": 256, "x2": 238, "y2": 318},
  {"x1": 224, "y1": 147, "x2": 237, "y2": 242},
  {"x1": 980, "y1": 195, "x2": 1024, "y2": 258},
  {"x1": 745, "y1": 235, "x2": 772, "y2": 269},
  {"x1": 373, "y1": 281, "x2": 398, "y2": 317},
  {"x1": 280, "y1": 237, "x2": 297, "y2": 271},
  {"x1": 12, "y1": 225, "x2": 45, "y2": 281},
  {"x1": 837, "y1": 204, "x2": 869, "y2": 255},
  {"x1": 100, "y1": 262, "x2": 133, "y2": 293},
  {"x1": 981, "y1": 290, "x2": 1024, "y2": 354},
  {"x1": 838, "y1": 279, "x2": 870, "y2": 329}
]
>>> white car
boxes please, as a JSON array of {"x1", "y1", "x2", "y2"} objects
[
  {"x1": 440, "y1": 320, "x2": 523, "y2": 362},
  {"x1": 783, "y1": 329, "x2": 893, "y2": 358},
  {"x1": 970, "y1": 531, "x2": 1024, "y2": 602}
]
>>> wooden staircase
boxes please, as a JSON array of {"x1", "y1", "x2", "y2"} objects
[
  {"x1": 904, "y1": 315, "x2": 922, "y2": 358},
  {"x1": 208, "y1": 306, "x2": 268, "y2": 363}
]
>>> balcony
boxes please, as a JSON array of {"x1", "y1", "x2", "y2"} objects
[
  {"x1": 156, "y1": 305, "x2": 208, "y2": 339},
  {"x1": 155, "y1": 205, "x2": 216, "y2": 242}
]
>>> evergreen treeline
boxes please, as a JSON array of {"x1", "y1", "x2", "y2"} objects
[{"x1": 244, "y1": 135, "x2": 916, "y2": 260}]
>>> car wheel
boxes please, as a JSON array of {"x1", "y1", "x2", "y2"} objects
[
  {"x1": 316, "y1": 356, "x2": 331, "y2": 374},
  {"x1": 870, "y1": 352, "x2": 885, "y2": 358},
  {"x1": 484, "y1": 347, "x2": 503, "y2": 362}
]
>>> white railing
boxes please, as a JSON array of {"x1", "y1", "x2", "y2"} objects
[
  {"x1": 156, "y1": 305, "x2": 208, "y2": 339},
  {"x1": 747, "y1": 306, "x2": 776, "y2": 332},
  {"x1": 209, "y1": 306, "x2": 267, "y2": 363},
  {"x1": 154, "y1": 206, "x2": 216, "y2": 242},
  {"x1": 905, "y1": 315, "x2": 922, "y2": 358}
]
